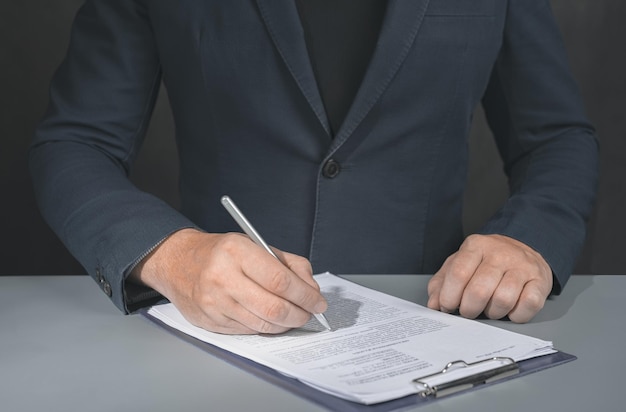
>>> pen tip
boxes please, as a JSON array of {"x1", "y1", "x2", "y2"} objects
[{"x1": 315, "y1": 313, "x2": 332, "y2": 331}]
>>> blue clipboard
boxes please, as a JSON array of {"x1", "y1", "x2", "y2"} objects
[{"x1": 141, "y1": 310, "x2": 576, "y2": 411}]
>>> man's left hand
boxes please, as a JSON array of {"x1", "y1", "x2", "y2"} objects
[{"x1": 427, "y1": 234, "x2": 553, "y2": 323}]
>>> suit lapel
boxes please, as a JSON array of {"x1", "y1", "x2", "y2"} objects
[
  {"x1": 331, "y1": 0, "x2": 431, "y2": 151},
  {"x1": 256, "y1": 0, "x2": 431, "y2": 150},
  {"x1": 255, "y1": 0, "x2": 332, "y2": 136}
]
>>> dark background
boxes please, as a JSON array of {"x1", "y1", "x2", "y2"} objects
[{"x1": 1, "y1": 1, "x2": 624, "y2": 275}]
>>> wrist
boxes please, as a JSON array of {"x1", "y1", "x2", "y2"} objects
[{"x1": 129, "y1": 228, "x2": 206, "y2": 292}]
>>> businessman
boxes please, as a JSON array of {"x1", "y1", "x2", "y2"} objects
[{"x1": 30, "y1": 1, "x2": 598, "y2": 334}]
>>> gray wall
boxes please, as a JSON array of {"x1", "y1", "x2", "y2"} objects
[{"x1": 1, "y1": 1, "x2": 624, "y2": 275}]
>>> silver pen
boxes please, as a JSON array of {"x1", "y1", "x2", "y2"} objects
[{"x1": 220, "y1": 195, "x2": 332, "y2": 331}]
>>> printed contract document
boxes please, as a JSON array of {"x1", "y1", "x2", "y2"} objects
[{"x1": 147, "y1": 273, "x2": 555, "y2": 404}]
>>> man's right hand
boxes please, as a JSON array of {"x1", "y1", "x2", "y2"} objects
[{"x1": 129, "y1": 228, "x2": 328, "y2": 334}]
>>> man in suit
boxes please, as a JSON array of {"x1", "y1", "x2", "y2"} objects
[{"x1": 30, "y1": 0, "x2": 598, "y2": 334}]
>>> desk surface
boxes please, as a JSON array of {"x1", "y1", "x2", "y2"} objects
[{"x1": 0, "y1": 274, "x2": 623, "y2": 412}]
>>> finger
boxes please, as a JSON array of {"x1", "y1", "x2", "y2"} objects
[
  {"x1": 197, "y1": 307, "x2": 290, "y2": 335},
  {"x1": 458, "y1": 261, "x2": 504, "y2": 319},
  {"x1": 219, "y1": 298, "x2": 294, "y2": 334},
  {"x1": 238, "y1": 284, "x2": 313, "y2": 329},
  {"x1": 275, "y1": 249, "x2": 317, "y2": 290},
  {"x1": 506, "y1": 279, "x2": 550, "y2": 323},
  {"x1": 482, "y1": 270, "x2": 526, "y2": 320},
  {"x1": 189, "y1": 256, "x2": 306, "y2": 333},
  {"x1": 426, "y1": 271, "x2": 444, "y2": 310},
  {"x1": 241, "y1": 249, "x2": 328, "y2": 316},
  {"x1": 196, "y1": 312, "x2": 258, "y2": 335},
  {"x1": 197, "y1": 272, "x2": 309, "y2": 332},
  {"x1": 217, "y1": 267, "x2": 312, "y2": 329},
  {"x1": 437, "y1": 249, "x2": 483, "y2": 313},
  {"x1": 177, "y1": 295, "x2": 261, "y2": 335}
]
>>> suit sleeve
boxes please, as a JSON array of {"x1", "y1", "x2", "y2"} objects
[
  {"x1": 480, "y1": 0, "x2": 599, "y2": 293},
  {"x1": 29, "y1": 0, "x2": 198, "y2": 312}
]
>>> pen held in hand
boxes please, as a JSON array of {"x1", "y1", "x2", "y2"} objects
[{"x1": 220, "y1": 195, "x2": 332, "y2": 331}]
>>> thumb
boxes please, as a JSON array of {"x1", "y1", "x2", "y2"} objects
[
  {"x1": 275, "y1": 249, "x2": 318, "y2": 291},
  {"x1": 427, "y1": 272, "x2": 444, "y2": 310}
]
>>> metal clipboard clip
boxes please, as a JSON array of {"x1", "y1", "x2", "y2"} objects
[{"x1": 412, "y1": 357, "x2": 520, "y2": 398}]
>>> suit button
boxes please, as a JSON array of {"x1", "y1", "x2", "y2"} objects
[
  {"x1": 102, "y1": 281, "x2": 112, "y2": 297},
  {"x1": 322, "y1": 159, "x2": 341, "y2": 178},
  {"x1": 95, "y1": 268, "x2": 104, "y2": 284}
]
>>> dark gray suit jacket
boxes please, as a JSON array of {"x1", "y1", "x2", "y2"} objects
[{"x1": 30, "y1": 0, "x2": 599, "y2": 313}]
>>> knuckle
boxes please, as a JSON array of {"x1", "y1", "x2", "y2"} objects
[
  {"x1": 446, "y1": 260, "x2": 465, "y2": 277},
  {"x1": 268, "y1": 270, "x2": 292, "y2": 294},
  {"x1": 464, "y1": 234, "x2": 479, "y2": 244},
  {"x1": 256, "y1": 319, "x2": 278, "y2": 334},
  {"x1": 466, "y1": 285, "x2": 493, "y2": 303},
  {"x1": 191, "y1": 279, "x2": 217, "y2": 306},
  {"x1": 446, "y1": 261, "x2": 472, "y2": 283},
  {"x1": 483, "y1": 251, "x2": 510, "y2": 268},
  {"x1": 216, "y1": 233, "x2": 243, "y2": 254},
  {"x1": 294, "y1": 259, "x2": 315, "y2": 281},
  {"x1": 438, "y1": 295, "x2": 458, "y2": 312},
  {"x1": 523, "y1": 290, "x2": 546, "y2": 312},
  {"x1": 490, "y1": 290, "x2": 515, "y2": 311},
  {"x1": 197, "y1": 291, "x2": 215, "y2": 309},
  {"x1": 463, "y1": 234, "x2": 484, "y2": 249},
  {"x1": 291, "y1": 255, "x2": 312, "y2": 270},
  {"x1": 263, "y1": 299, "x2": 290, "y2": 322}
]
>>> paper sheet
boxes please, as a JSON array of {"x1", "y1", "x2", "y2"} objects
[{"x1": 147, "y1": 272, "x2": 555, "y2": 404}]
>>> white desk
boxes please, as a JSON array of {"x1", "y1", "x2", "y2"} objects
[{"x1": 0, "y1": 275, "x2": 623, "y2": 412}]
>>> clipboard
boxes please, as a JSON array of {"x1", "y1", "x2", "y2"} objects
[{"x1": 141, "y1": 310, "x2": 576, "y2": 412}]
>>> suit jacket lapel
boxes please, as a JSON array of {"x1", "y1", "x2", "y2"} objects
[
  {"x1": 255, "y1": 0, "x2": 332, "y2": 136},
  {"x1": 256, "y1": 0, "x2": 431, "y2": 150},
  {"x1": 331, "y1": 0, "x2": 431, "y2": 151}
]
